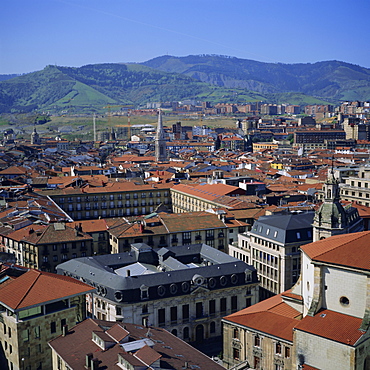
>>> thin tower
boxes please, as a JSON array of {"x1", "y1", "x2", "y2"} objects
[{"x1": 155, "y1": 109, "x2": 167, "y2": 162}]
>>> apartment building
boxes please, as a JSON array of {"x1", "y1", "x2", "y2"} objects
[
  {"x1": 235, "y1": 212, "x2": 314, "y2": 298},
  {"x1": 294, "y1": 130, "x2": 346, "y2": 149},
  {"x1": 171, "y1": 183, "x2": 245, "y2": 213},
  {"x1": 109, "y1": 211, "x2": 247, "y2": 253},
  {"x1": 57, "y1": 243, "x2": 259, "y2": 343},
  {"x1": 40, "y1": 181, "x2": 173, "y2": 220},
  {"x1": 341, "y1": 166, "x2": 370, "y2": 206},
  {"x1": 0, "y1": 265, "x2": 94, "y2": 370},
  {"x1": 0, "y1": 223, "x2": 93, "y2": 272}
]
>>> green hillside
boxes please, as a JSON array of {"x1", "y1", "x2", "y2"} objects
[
  {"x1": 143, "y1": 55, "x2": 370, "y2": 101},
  {"x1": 0, "y1": 58, "x2": 349, "y2": 113}
]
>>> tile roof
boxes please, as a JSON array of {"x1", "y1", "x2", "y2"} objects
[
  {"x1": 294, "y1": 309, "x2": 365, "y2": 346},
  {"x1": 49, "y1": 318, "x2": 224, "y2": 370},
  {"x1": 134, "y1": 344, "x2": 161, "y2": 366},
  {"x1": 172, "y1": 183, "x2": 243, "y2": 201},
  {"x1": 224, "y1": 293, "x2": 301, "y2": 342},
  {"x1": 0, "y1": 269, "x2": 94, "y2": 311},
  {"x1": 6, "y1": 223, "x2": 92, "y2": 244},
  {"x1": 300, "y1": 231, "x2": 370, "y2": 271}
]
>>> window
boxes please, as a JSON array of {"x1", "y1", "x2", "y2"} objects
[
  {"x1": 170, "y1": 306, "x2": 177, "y2": 323},
  {"x1": 233, "y1": 348, "x2": 240, "y2": 360},
  {"x1": 196, "y1": 302, "x2": 203, "y2": 318},
  {"x1": 254, "y1": 335, "x2": 260, "y2": 347},
  {"x1": 210, "y1": 321, "x2": 216, "y2": 334},
  {"x1": 183, "y1": 327, "x2": 190, "y2": 339},
  {"x1": 220, "y1": 297, "x2": 227, "y2": 314},
  {"x1": 116, "y1": 307, "x2": 122, "y2": 316},
  {"x1": 340, "y1": 296, "x2": 350, "y2": 306},
  {"x1": 284, "y1": 346, "x2": 290, "y2": 358},
  {"x1": 182, "y1": 232, "x2": 191, "y2": 244},
  {"x1": 231, "y1": 296, "x2": 238, "y2": 312},
  {"x1": 50, "y1": 321, "x2": 56, "y2": 334},
  {"x1": 158, "y1": 309, "x2": 165, "y2": 326},
  {"x1": 275, "y1": 342, "x2": 282, "y2": 354},
  {"x1": 209, "y1": 300, "x2": 216, "y2": 316},
  {"x1": 22, "y1": 329, "x2": 30, "y2": 341},
  {"x1": 206, "y1": 229, "x2": 214, "y2": 239},
  {"x1": 182, "y1": 304, "x2": 189, "y2": 322},
  {"x1": 233, "y1": 328, "x2": 239, "y2": 339},
  {"x1": 61, "y1": 318, "x2": 66, "y2": 332},
  {"x1": 34, "y1": 326, "x2": 40, "y2": 338}
]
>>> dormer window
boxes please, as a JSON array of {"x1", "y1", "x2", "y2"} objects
[{"x1": 140, "y1": 285, "x2": 149, "y2": 300}]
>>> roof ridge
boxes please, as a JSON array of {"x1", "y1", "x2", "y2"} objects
[{"x1": 14, "y1": 270, "x2": 41, "y2": 309}]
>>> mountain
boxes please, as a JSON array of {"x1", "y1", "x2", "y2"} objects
[
  {"x1": 0, "y1": 63, "x2": 281, "y2": 113},
  {"x1": 2, "y1": 55, "x2": 369, "y2": 113},
  {"x1": 142, "y1": 55, "x2": 370, "y2": 101}
]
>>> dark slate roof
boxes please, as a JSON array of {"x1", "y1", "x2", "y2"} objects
[
  {"x1": 250, "y1": 212, "x2": 314, "y2": 244},
  {"x1": 56, "y1": 243, "x2": 256, "y2": 302}
]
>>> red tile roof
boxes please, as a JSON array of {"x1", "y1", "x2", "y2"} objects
[
  {"x1": 224, "y1": 293, "x2": 301, "y2": 342},
  {"x1": 134, "y1": 344, "x2": 161, "y2": 366},
  {"x1": 300, "y1": 231, "x2": 370, "y2": 271},
  {"x1": 294, "y1": 309, "x2": 365, "y2": 346},
  {"x1": 0, "y1": 269, "x2": 94, "y2": 311}
]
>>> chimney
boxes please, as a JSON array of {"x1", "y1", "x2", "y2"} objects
[
  {"x1": 139, "y1": 222, "x2": 144, "y2": 233},
  {"x1": 62, "y1": 325, "x2": 68, "y2": 337},
  {"x1": 85, "y1": 353, "x2": 93, "y2": 369},
  {"x1": 91, "y1": 358, "x2": 99, "y2": 370},
  {"x1": 126, "y1": 269, "x2": 131, "y2": 277}
]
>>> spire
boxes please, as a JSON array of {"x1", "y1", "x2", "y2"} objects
[
  {"x1": 155, "y1": 109, "x2": 167, "y2": 162},
  {"x1": 156, "y1": 109, "x2": 165, "y2": 140}
]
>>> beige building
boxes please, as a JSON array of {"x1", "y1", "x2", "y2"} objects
[
  {"x1": 40, "y1": 181, "x2": 173, "y2": 220},
  {"x1": 0, "y1": 265, "x2": 94, "y2": 370},
  {"x1": 235, "y1": 212, "x2": 314, "y2": 299},
  {"x1": 341, "y1": 165, "x2": 370, "y2": 206},
  {"x1": 109, "y1": 210, "x2": 247, "y2": 253},
  {"x1": 171, "y1": 183, "x2": 245, "y2": 213},
  {"x1": 222, "y1": 231, "x2": 370, "y2": 370},
  {"x1": 0, "y1": 222, "x2": 93, "y2": 272}
]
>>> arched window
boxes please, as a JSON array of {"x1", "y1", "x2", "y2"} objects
[{"x1": 183, "y1": 327, "x2": 190, "y2": 339}]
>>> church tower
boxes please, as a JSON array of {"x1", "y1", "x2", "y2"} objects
[
  {"x1": 313, "y1": 167, "x2": 363, "y2": 241},
  {"x1": 155, "y1": 109, "x2": 167, "y2": 162},
  {"x1": 31, "y1": 126, "x2": 40, "y2": 145}
]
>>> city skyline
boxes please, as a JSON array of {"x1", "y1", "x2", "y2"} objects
[{"x1": 1, "y1": 0, "x2": 370, "y2": 74}]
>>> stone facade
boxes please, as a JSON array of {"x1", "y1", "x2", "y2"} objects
[{"x1": 57, "y1": 243, "x2": 259, "y2": 343}]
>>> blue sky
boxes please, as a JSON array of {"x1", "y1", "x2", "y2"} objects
[{"x1": 1, "y1": 0, "x2": 369, "y2": 74}]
